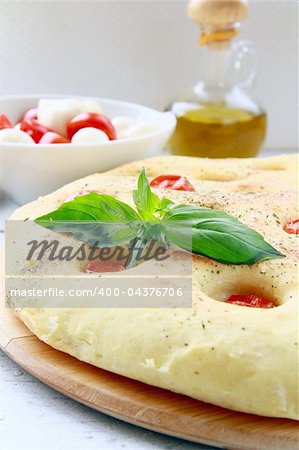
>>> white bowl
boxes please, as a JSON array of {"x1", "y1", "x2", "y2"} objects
[{"x1": 0, "y1": 95, "x2": 176, "y2": 204}]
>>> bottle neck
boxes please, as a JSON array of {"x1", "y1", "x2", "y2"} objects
[{"x1": 200, "y1": 43, "x2": 233, "y2": 89}]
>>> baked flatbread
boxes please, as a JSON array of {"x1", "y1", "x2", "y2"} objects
[{"x1": 7, "y1": 154, "x2": 299, "y2": 419}]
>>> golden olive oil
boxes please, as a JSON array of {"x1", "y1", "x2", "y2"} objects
[{"x1": 168, "y1": 104, "x2": 267, "y2": 158}]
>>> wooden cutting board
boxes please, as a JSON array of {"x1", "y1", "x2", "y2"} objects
[{"x1": 1, "y1": 274, "x2": 298, "y2": 450}]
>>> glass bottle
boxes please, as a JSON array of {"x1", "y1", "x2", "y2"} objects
[{"x1": 168, "y1": 0, "x2": 267, "y2": 158}]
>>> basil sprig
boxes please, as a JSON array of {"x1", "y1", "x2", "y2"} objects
[{"x1": 36, "y1": 169, "x2": 284, "y2": 265}]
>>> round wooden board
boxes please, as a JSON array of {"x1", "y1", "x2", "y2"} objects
[{"x1": 1, "y1": 273, "x2": 298, "y2": 450}]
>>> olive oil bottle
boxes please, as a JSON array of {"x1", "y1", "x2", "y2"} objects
[{"x1": 168, "y1": 0, "x2": 267, "y2": 158}]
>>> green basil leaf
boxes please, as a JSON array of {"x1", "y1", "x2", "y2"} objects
[
  {"x1": 133, "y1": 168, "x2": 161, "y2": 219},
  {"x1": 158, "y1": 197, "x2": 175, "y2": 215},
  {"x1": 133, "y1": 168, "x2": 173, "y2": 219},
  {"x1": 35, "y1": 193, "x2": 141, "y2": 246},
  {"x1": 36, "y1": 193, "x2": 140, "y2": 222},
  {"x1": 163, "y1": 205, "x2": 284, "y2": 265}
]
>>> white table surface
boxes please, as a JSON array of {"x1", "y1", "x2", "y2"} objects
[{"x1": 1, "y1": 148, "x2": 295, "y2": 450}]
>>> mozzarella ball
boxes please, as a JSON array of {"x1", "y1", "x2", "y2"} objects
[
  {"x1": 82, "y1": 99, "x2": 103, "y2": 115},
  {"x1": 0, "y1": 128, "x2": 35, "y2": 144},
  {"x1": 120, "y1": 123, "x2": 154, "y2": 139},
  {"x1": 112, "y1": 116, "x2": 134, "y2": 136},
  {"x1": 71, "y1": 127, "x2": 109, "y2": 144},
  {"x1": 38, "y1": 98, "x2": 103, "y2": 136}
]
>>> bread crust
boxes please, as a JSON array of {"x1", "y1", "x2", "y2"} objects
[{"x1": 9, "y1": 155, "x2": 299, "y2": 419}]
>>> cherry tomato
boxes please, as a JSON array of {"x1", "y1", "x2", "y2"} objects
[
  {"x1": 20, "y1": 119, "x2": 50, "y2": 143},
  {"x1": 67, "y1": 113, "x2": 117, "y2": 140},
  {"x1": 226, "y1": 294, "x2": 275, "y2": 309},
  {"x1": 284, "y1": 219, "x2": 299, "y2": 235},
  {"x1": 85, "y1": 260, "x2": 125, "y2": 273},
  {"x1": 39, "y1": 132, "x2": 70, "y2": 144},
  {"x1": 21, "y1": 108, "x2": 38, "y2": 121},
  {"x1": 149, "y1": 175, "x2": 195, "y2": 191},
  {"x1": 0, "y1": 114, "x2": 12, "y2": 129}
]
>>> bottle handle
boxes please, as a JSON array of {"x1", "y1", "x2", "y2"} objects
[{"x1": 232, "y1": 40, "x2": 258, "y2": 90}]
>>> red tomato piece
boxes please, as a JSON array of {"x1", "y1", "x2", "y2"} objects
[
  {"x1": 226, "y1": 294, "x2": 275, "y2": 309},
  {"x1": 20, "y1": 119, "x2": 50, "y2": 143},
  {"x1": 67, "y1": 112, "x2": 117, "y2": 140},
  {"x1": 149, "y1": 175, "x2": 195, "y2": 191},
  {"x1": 22, "y1": 108, "x2": 38, "y2": 121},
  {"x1": 284, "y1": 219, "x2": 299, "y2": 235},
  {"x1": 39, "y1": 132, "x2": 70, "y2": 144},
  {"x1": 0, "y1": 114, "x2": 13, "y2": 129},
  {"x1": 85, "y1": 260, "x2": 125, "y2": 273}
]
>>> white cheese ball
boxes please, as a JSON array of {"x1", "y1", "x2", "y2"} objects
[
  {"x1": 112, "y1": 116, "x2": 134, "y2": 137},
  {"x1": 38, "y1": 98, "x2": 104, "y2": 136},
  {"x1": 0, "y1": 129, "x2": 35, "y2": 144},
  {"x1": 120, "y1": 123, "x2": 154, "y2": 139},
  {"x1": 82, "y1": 99, "x2": 103, "y2": 115},
  {"x1": 71, "y1": 127, "x2": 109, "y2": 144}
]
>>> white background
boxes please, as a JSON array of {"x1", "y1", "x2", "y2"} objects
[{"x1": 0, "y1": 0, "x2": 298, "y2": 151}]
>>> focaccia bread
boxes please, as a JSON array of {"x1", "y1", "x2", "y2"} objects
[{"x1": 8, "y1": 154, "x2": 299, "y2": 419}]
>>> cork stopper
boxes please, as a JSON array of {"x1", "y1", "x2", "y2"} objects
[
  {"x1": 187, "y1": 0, "x2": 248, "y2": 46},
  {"x1": 188, "y1": 0, "x2": 248, "y2": 26}
]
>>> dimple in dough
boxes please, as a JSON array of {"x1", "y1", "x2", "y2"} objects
[{"x1": 8, "y1": 154, "x2": 299, "y2": 420}]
